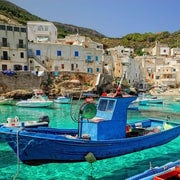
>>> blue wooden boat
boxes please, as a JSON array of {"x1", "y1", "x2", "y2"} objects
[
  {"x1": 126, "y1": 160, "x2": 180, "y2": 180},
  {"x1": 0, "y1": 92, "x2": 180, "y2": 166}
]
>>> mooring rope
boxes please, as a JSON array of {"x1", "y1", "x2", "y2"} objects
[
  {"x1": 70, "y1": 91, "x2": 83, "y2": 122},
  {"x1": 13, "y1": 127, "x2": 23, "y2": 180}
]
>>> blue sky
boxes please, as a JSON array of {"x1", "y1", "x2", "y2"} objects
[{"x1": 8, "y1": 0, "x2": 180, "y2": 38}]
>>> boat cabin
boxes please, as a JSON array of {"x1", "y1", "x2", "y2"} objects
[{"x1": 81, "y1": 96, "x2": 136, "y2": 140}]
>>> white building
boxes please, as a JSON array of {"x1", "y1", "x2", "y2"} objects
[
  {"x1": 27, "y1": 21, "x2": 57, "y2": 43},
  {"x1": 28, "y1": 39, "x2": 103, "y2": 74}
]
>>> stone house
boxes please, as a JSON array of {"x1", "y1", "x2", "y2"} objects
[{"x1": 0, "y1": 23, "x2": 28, "y2": 71}]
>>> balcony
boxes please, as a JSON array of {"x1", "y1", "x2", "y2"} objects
[
  {"x1": 0, "y1": 42, "x2": 10, "y2": 47},
  {"x1": 17, "y1": 44, "x2": 26, "y2": 49},
  {"x1": 85, "y1": 59, "x2": 94, "y2": 63},
  {"x1": 1, "y1": 56, "x2": 11, "y2": 60}
]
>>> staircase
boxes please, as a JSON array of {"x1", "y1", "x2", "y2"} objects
[{"x1": 28, "y1": 49, "x2": 49, "y2": 71}]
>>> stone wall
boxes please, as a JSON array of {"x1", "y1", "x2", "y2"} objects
[
  {"x1": 0, "y1": 71, "x2": 114, "y2": 96},
  {"x1": 0, "y1": 72, "x2": 46, "y2": 93}
]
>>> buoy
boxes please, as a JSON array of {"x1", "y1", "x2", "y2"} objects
[{"x1": 85, "y1": 152, "x2": 96, "y2": 163}]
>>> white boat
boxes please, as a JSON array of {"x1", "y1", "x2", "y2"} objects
[
  {"x1": 139, "y1": 97, "x2": 164, "y2": 105},
  {"x1": 16, "y1": 95, "x2": 53, "y2": 108},
  {"x1": 54, "y1": 96, "x2": 71, "y2": 104},
  {"x1": 1, "y1": 115, "x2": 49, "y2": 128},
  {"x1": 136, "y1": 93, "x2": 164, "y2": 106},
  {"x1": 0, "y1": 115, "x2": 49, "y2": 142},
  {"x1": 0, "y1": 96, "x2": 13, "y2": 105},
  {"x1": 174, "y1": 97, "x2": 180, "y2": 102}
]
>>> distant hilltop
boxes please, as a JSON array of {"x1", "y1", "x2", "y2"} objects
[{"x1": 0, "y1": 0, "x2": 179, "y2": 54}]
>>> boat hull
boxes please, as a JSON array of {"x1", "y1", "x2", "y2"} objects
[
  {"x1": 53, "y1": 97, "x2": 71, "y2": 104},
  {"x1": 16, "y1": 101, "x2": 53, "y2": 107},
  {"x1": 0, "y1": 98, "x2": 13, "y2": 105},
  {"x1": 2, "y1": 120, "x2": 180, "y2": 165}
]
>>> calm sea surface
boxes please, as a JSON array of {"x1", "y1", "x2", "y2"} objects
[{"x1": 0, "y1": 97, "x2": 179, "y2": 180}]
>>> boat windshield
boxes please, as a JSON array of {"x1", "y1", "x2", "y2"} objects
[{"x1": 98, "y1": 99, "x2": 115, "y2": 112}]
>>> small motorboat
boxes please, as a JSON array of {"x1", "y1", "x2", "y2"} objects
[
  {"x1": 0, "y1": 96, "x2": 13, "y2": 105},
  {"x1": 0, "y1": 115, "x2": 49, "y2": 142},
  {"x1": 174, "y1": 97, "x2": 180, "y2": 102},
  {"x1": 126, "y1": 160, "x2": 180, "y2": 180},
  {"x1": 1, "y1": 115, "x2": 50, "y2": 128},
  {"x1": 137, "y1": 94, "x2": 164, "y2": 106},
  {"x1": 0, "y1": 87, "x2": 179, "y2": 166},
  {"x1": 16, "y1": 95, "x2": 53, "y2": 108},
  {"x1": 139, "y1": 97, "x2": 164, "y2": 106},
  {"x1": 53, "y1": 96, "x2": 71, "y2": 104}
]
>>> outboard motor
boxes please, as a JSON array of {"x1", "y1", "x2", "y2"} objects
[{"x1": 39, "y1": 116, "x2": 50, "y2": 124}]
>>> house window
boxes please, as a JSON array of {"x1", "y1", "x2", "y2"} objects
[
  {"x1": 24, "y1": 66, "x2": 28, "y2": 71},
  {"x1": 20, "y1": 28, "x2": 26, "y2": 32},
  {"x1": 87, "y1": 55, "x2": 93, "y2": 62},
  {"x1": 96, "y1": 68, "x2": 100, "y2": 72},
  {"x1": 0, "y1": 25, "x2": 5, "y2": 30},
  {"x1": 2, "y1": 64, "x2": 7, "y2": 70},
  {"x1": 19, "y1": 39, "x2": 24, "y2": 48},
  {"x1": 87, "y1": 68, "x2": 93, "y2": 73},
  {"x1": 74, "y1": 51, "x2": 79, "y2": 57},
  {"x1": 36, "y1": 50, "x2": 41, "y2": 56},
  {"x1": 57, "y1": 50, "x2": 62, "y2": 56},
  {"x1": 61, "y1": 64, "x2": 64, "y2": 69},
  {"x1": 3, "y1": 51, "x2": 8, "y2": 60},
  {"x1": 71, "y1": 64, "x2": 74, "y2": 70},
  {"x1": 7, "y1": 26, "x2": 13, "y2": 31},
  {"x1": 14, "y1": 27, "x2": 19, "y2": 32},
  {"x1": 14, "y1": 64, "x2": 22, "y2": 70},
  {"x1": 95, "y1": 56, "x2": 99, "y2": 61},
  {"x1": 20, "y1": 52, "x2": 24, "y2": 58},
  {"x1": 2, "y1": 38, "x2": 7, "y2": 47}
]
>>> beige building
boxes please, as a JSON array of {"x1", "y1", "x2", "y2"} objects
[
  {"x1": 0, "y1": 23, "x2": 28, "y2": 71},
  {"x1": 171, "y1": 48, "x2": 180, "y2": 57},
  {"x1": 106, "y1": 46, "x2": 140, "y2": 87},
  {"x1": 152, "y1": 42, "x2": 170, "y2": 56}
]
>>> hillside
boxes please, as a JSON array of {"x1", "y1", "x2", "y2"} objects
[{"x1": 0, "y1": 0, "x2": 180, "y2": 54}]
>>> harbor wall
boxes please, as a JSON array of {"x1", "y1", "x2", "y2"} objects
[{"x1": 0, "y1": 72, "x2": 45, "y2": 93}]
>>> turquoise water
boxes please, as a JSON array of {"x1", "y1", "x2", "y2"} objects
[{"x1": 0, "y1": 98, "x2": 179, "y2": 180}]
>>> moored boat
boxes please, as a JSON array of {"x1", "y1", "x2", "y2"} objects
[
  {"x1": 139, "y1": 97, "x2": 164, "y2": 106},
  {"x1": 16, "y1": 95, "x2": 53, "y2": 108},
  {"x1": 126, "y1": 160, "x2": 180, "y2": 180},
  {"x1": 0, "y1": 96, "x2": 14, "y2": 105},
  {"x1": 1, "y1": 115, "x2": 50, "y2": 128},
  {"x1": 0, "y1": 89, "x2": 180, "y2": 166},
  {"x1": 53, "y1": 96, "x2": 71, "y2": 104},
  {"x1": 0, "y1": 115, "x2": 49, "y2": 142}
]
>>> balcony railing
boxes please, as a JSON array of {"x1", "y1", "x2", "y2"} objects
[
  {"x1": 17, "y1": 44, "x2": 26, "y2": 48},
  {"x1": 1, "y1": 56, "x2": 11, "y2": 60},
  {"x1": 85, "y1": 59, "x2": 94, "y2": 63},
  {"x1": 0, "y1": 42, "x2": 10, "y2": 47}
]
